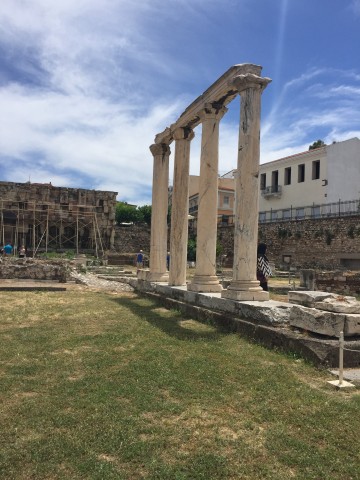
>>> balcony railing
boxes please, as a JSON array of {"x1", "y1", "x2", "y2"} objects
[{"x1": 261, "y1": 185, "x2": 282, "y2": 198}]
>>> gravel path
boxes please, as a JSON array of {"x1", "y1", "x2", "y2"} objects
[{"x1": 69, "y1": 271, "x2": 135, "y2": 293}]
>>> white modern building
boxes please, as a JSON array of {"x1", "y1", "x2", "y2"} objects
[
  {"x1": 187, "y1": 137, "x2": 360, "y2": 222},
  {"x1": 259, "y1": 137, "x2": 360, "y2": 220}
]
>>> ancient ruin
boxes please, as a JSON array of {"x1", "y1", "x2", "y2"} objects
[
  {"x1": 0, "y1": 181, "x2": 117, "y2": 255},
  {"x1": 143, "y1": 63, "x2": 271, "y2": 301}
]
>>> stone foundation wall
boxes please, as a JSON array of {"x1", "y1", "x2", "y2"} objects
[
  {"x1": 315, "y1": 271, "x2": 360, "y2": 296},
  {"x1": 0, "y1": 259, "x2": 69, "y2": 282},
  {"x1": 217, "y1": 215, "x2": 360, "y2": 270},
  {"x1": 113, "y1": 225, "x2": 151, "y2": 254},
  {"x1": 111, "y1": 215, "x2": 360, "y2": 271}
]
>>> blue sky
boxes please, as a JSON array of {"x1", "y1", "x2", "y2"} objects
[{"x1": 0, "y1": 0, "x2": 360, "y2": 205}]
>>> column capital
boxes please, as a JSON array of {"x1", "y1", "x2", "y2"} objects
[
  {"x1": 232, "y1": 73, "x2": 272, "y2": 94},
  {"x1": 199, "y1": 104, "x2": 228, "y2": 122},
  {"x1": 172, "y1": 126, "x2": 195, "y2": 142},
  {"x1": 150, "y1": 143, "x2": 171, "y2": 157}
]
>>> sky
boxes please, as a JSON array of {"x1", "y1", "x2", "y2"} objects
[{"x1": 0, "y1": 0, "x2": 360, "y2": 205}]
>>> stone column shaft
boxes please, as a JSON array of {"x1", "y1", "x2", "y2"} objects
[
  {"x1": 169, "y1": 127, "x2": 194, "y2": 286},
  {"x1": 146, "y1": 143, "x2": 170, "y2": 282},
  {"x1": 188, "y1": 105, "x2": 227, "y2": 292},
  {"x1": 222, "y1": 73, "x2": 271, "y2": 301}
]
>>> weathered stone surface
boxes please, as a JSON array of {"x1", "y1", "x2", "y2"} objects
[
  {"x1": 290, "y1": 305, "x2": 346, "y2": 337},
  {"x1": 288, "y1": 291, "x2": 335, "y2": 307},
  {"x1": 0, "y1": 258, "x2": 69, "y2": 282},
  {"x1": 315, "y1": 295, "x2": 360, "y2": 313},
  {"x1": 344, "y1": 314, "x2": 360, "y2": 336},
  {"x1": 136, "y1": 281, "x2": 290, "y2": 325}
]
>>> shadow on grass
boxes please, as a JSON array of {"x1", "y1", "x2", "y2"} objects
[{"x1": 110, "y1": 295, "x2": 226, "y2": 342}]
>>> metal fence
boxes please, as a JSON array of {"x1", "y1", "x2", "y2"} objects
[
  {"x1": 258, "y1": 198, "x2": 360, "y2": 223},
  {"x1": 206, "y1": 199, "x2": 360, "y2": 227}
]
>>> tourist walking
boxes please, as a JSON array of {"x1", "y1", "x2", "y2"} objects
[{"x1": 257, "y1": 243, "x2": 272, "y2": 291}]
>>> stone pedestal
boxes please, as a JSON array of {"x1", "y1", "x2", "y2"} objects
[
  {"x1": 188, "y1": 105, "x2": 227, "y2": 293},
  {"x1": 222, "y1": 73, "x2": 271, "y2": 302},
  {"x1": 146, "y1": 143, "x2": 170, "y2": 283},
  {"x1": 169, "y1": 127, "x2": 194, "y2": 286}
]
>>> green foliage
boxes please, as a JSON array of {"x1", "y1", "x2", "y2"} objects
[
  {"x1": 347, "y1": 225, "x2": 360, "y2": 238},
  {"x1": 187, "y1": 238, "x2": 197, "y2": 261},
  {"x1": 216, "y1": 242, "x2": 223, "y2": 258},
  {"x1": 116, "y1": 202, "x2": 152, "y2": 225},
  {"x1": 278, "y1": 227, "x2": 290, "y2": 239},
  {"x1": 314, "y1": 228, "x2": 324, "y2": 239},
  {"x1": 309, "y1": 139, "x2": 325, "y2": 150},
  {"x1": 137, "y1": 204, "x2": 152, "y2": 226},
  {"x1": 325, "y1": 229, "x2": 335, "y2": 245}
]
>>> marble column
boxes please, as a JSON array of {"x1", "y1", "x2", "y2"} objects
[
  {"x1": 188, "y1": 104, "x2": 228, "y2": 292},
  {"x1": 222, "y1": 73, "x2": 271, "y2": 301},
  {"x1": 169, "y1": 127, "x2": 194, "y2": 286},
  {"x1": 145, "y1": 143, "x2": 171, "y2": 282}
]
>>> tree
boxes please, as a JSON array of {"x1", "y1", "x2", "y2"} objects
[
  {"x1": 309, "y1": 139, "x2": 325, "y2": 150},
  {"x1": 137, "y1": 205, "x2": 152, "y2": 226},
  {"x1": 115, "y1": 202, "x2": 141, "y2": 224},
  {"x1": 187, "y1": 238, "x2": 197, "y2": 261}
]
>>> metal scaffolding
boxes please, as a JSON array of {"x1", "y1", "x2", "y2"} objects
[{"x1": 0, "y1": 199, "x2": 105, "y2": 257}]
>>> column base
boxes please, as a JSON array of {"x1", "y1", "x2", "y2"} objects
[
  {"x1": 138, "y1": 269, "x2": 169, "y2": 283},
  {"x1": 187, "y1": 275, "x2": 223, "y2": 293},
  {"x1": 221, "y1": 280, "x2": 269, "y2": 301}
]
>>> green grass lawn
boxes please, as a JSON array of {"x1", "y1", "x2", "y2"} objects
[{"x1": 0, "y1": 288, "x2": 359, "y2": 480}]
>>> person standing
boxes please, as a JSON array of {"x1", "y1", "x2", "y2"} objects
[
  {"x1": 257, "y1": 243, "x2": 272, "y2": 291},
  {"x1": 136, "y1": 250, "x2": 144, "y2": 269},
  {"x1": 3, "y1": 242, "x2": 13, "y2": 256},
  {"x1": 19, "y1": 244, "x2": 26, "y2": 258}
]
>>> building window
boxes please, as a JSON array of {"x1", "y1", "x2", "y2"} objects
[
  {"x1": 271, "y1": 170, "x2": 279, "y2": 191},
  {"x1": 298, "y1": 164, "x2": 305, "y2": 183},
  {"x1": 312, "y1": 160, "x2": 320, "y2": 180},
  {"x1": 284, "y1": 167, "x2": 291, "y2": 185},
  {"x1": 223, "y1": 195, "x2": 230, "y2": 207},
  {"x1": 260, "y1": 173, "x2": 266, "y2": 190}
]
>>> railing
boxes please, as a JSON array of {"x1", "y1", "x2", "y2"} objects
[
  {"x1": 187, "y1": 199, "x2": 360, "y2": 227},
  {"x1": 261, "y1": 185, "x2": 282, "y2": 197},
  {"x1": 258, "y1": 198, "x2": 360, "y2": 223}
]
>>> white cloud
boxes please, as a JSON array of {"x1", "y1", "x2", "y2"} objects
[{"x1": 351, "y1": 0, "x2": 360, "y2": 15}]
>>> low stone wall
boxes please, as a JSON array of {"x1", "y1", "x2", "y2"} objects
[
  {"x1": 315, "y1": 271, "x2": 360, "y2": 296},
  {"x1": 0, "y1": 258, "x2": 69, "y2": 282},
  {"x1": 300, "y1": 269, "x2": 360, "y2": 295}
]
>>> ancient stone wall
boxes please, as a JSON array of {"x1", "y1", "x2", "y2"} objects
[
  {"x1": 0, "y1": 181, "x2": 117, "y2": 251},
  {"x1": 113, "y1": 225, "x2": 151, "y2": 254},
  {"x1": 0, "y1": 258, "x2": 68, "y2": 281},
  {"x1": 217, "y1": 215, "x2": 360, "y2": 270}
]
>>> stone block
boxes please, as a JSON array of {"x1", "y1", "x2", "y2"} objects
[
  {"x1": 344, "y1": 314, "x2": 360, "y2": 336},
  {"x1": 315, "y1": 296, "x2": 360, "y2": 314},
  {"x1": 290, "y1": 305, "x2": 345, "y2": 337},
  {"x1": 288, "y1": 291, "x2": 335, "y2": 307}
]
